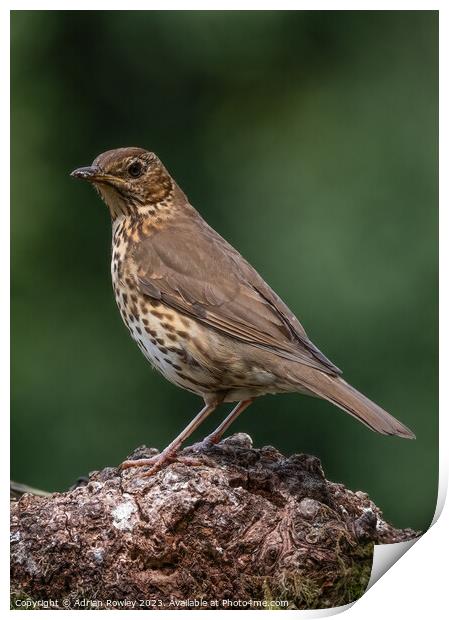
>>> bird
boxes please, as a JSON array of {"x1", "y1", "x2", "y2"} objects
[{"x1": 71, "y1": 147, "x2": 415, "y2": 475}]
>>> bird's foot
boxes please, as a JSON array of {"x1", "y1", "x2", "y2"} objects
[
  {"x1": 120, "y1": 456, "x2": 160, "y2": 470},
  {"x1": 120, "y1": 448, "x2": 205, "y2": 478}
]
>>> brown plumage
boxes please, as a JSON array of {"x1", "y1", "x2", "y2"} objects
[{"x1": 71, "y1": 147, "x2": 414, "y2": 475}]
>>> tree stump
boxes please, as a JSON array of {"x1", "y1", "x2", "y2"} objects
[{"x1": 10, "y1": 434, "x2": 418, "y2": 610}]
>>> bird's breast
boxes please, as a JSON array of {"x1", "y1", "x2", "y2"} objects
[
  {"x1": 111, "y1": 262, "x2": 224, "y2": 396},
  {"x1": 110, "y1": 228, "x2": 292, "y2": 400}
]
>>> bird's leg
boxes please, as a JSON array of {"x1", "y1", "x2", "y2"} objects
[
  {"x1": 192, "y1": 399, "x2": 254, "y2": 450},
  {"x1": 120, "y1": 399, "x2": 220, "y2": 476}
]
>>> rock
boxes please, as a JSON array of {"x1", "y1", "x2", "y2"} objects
[{"x1": 10, "y1": 435, "x2": 419, "y2": 610}]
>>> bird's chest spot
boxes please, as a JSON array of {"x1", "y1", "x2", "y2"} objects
[
  {"x1": 114, "y1": 288, "x2": 202, "y2": 384},
  {"x1": 111, "y1": 225, "x2": 130, "y2": 283}
]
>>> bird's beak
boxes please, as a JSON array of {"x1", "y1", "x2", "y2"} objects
[
  {"x1": 71, "y1": 165, "x2": 101, "y2": 181},
  {"x1": 70, "y1": 165, "x2": 117, "y2": 185}
]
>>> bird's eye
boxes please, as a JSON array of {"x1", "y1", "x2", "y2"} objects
[{"x1": 128, "y1": 161, "x2": 143, "y2": 178}]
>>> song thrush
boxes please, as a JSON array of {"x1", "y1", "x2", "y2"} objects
[{"x1": 71, "y1": 147, "x2": 415, "y2": 475}]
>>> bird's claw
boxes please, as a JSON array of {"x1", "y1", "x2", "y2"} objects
[
  {"x1": 120, "y1": 450, "x2": 206, "y2": 478},
  {"x1": 120, "y1": 457, "x2": 158, "y2": 470}
]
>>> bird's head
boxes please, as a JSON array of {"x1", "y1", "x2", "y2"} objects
[{"x1": 71, "y1": 147, "x2": 174, "y2": 218}]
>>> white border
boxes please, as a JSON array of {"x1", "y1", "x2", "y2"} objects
[{"x1": 5, "y1": 2, "x2": 444, "y2": 617}]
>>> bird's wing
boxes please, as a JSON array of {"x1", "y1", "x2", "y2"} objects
[{"x1": 133, "y1": 214, "x2": 341, "y2": 376}]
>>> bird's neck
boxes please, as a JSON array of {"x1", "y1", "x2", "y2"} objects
[{"x1": 111, "y1": 183, "x2": 191, "y2": 240}]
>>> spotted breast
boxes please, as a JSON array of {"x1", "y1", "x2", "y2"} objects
[
  {"x1": 111, "y1": 218, "x2": 228, "y2": 398},
  {"x1": 110, "y1": 216, "x2": 286, "y2": 404}
]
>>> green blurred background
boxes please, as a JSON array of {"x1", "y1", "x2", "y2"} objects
[{"x1": 11, "y1": 11, "x2": 437, "y2": 531}]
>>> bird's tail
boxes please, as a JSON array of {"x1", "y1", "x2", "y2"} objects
[{"x1": 289, "y1": 367, "x2": 415, "y2": 439}]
